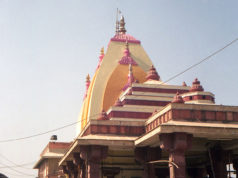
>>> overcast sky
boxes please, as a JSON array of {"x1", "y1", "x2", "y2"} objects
[{"x1": 0, "y1": 0, "x2": 238, "y2": 177}]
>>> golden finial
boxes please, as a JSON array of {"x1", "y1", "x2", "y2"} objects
[
  {"x1": 119, "y1": 15, "x2": 126, "y2": 34},
  {"x1": 86, "y1": 74, "x2": 90, "y2": 83},
  {"x1": 100, "y1": 47, "x2": 104, "y2": 55}
]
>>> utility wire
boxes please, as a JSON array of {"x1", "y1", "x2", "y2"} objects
[
  {"x1": 0, "y1": 153, "x2": 34, "y2": 169},
  {"x1": 0, "y1": 161, "x2": 35, "y2": 177},
  {"x1": 0, "y1": 112, "x2": 100, "y2": 143},
  {"x1": 0, "y1": 170, "x2": 34, "y2": 177},
  {"x1": 0, "y1": 161, "x2": 35, "y2": 169},
  {"x1": 162, "y1": 37, "x2": 238, "y2": 84}
]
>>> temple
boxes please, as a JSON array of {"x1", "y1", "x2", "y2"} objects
[{"x1": 35, "y1": 15, "x2": 238, "y2": 178}]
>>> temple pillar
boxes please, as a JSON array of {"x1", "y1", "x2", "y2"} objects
[
  {"x1": 80, "y1": 145, "x2": 108, "y2": 178},
  {"x1": 159, "y1": 132, "x2": 193, "y2": 178},
  {"x1": 73, "y1": 152, "x2": 84, "y2": 178},
  {"x1": 66, "y1": 161, "x2": 78, "y2": 178},
  {"x1": 208, "y1": 145, "x2": 227, "y2": 178},
  {"x1": 62, "y1": 165, "x2": 70, "y2": 178},
  {"x1": 232, "y1": 159, "x2": 238, "y2": 178},
  {"x1": 135, "y1": 146, "x2": 161, "y2": 178}
]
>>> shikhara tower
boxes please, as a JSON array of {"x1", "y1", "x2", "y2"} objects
[
  {"x1": 35, "y1": 15, "x2": 238, "y2": 178},
  {"x1": 76, "y1": 15, "x2": 154, "y2": 135}
]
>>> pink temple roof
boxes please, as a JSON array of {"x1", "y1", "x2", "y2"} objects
[{"x1": 111, "y1": 34, "x2": 141, "y2": 44}]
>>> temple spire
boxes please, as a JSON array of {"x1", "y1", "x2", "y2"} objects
[
  {"x1": 123, "y1": 64, "x2": 135, "y2": 91},
  {"x1": 119, "y1": 15, "x2": 126, "y2": 34},
  {"x1": 119, "y1": 41, "x2": 137, "y2": 65},
  {"x1": 96, "y1": 47, "x2": 105, "y2": 69},
  {"x1": 84, "y1": 74, "x2": 91, "y2": 100},
  {"x1": 99, "y1": 47, "x2": 104, "y2": 61},
  {"x1": 146, "y1": 65, "x2": 160, "y2": 81},
  {"x1": 115, "y1": 8, "x2": 121, "y2": 34},
  {"x1": 128, "y1": 64, "x2": 134, "y2": 84}
]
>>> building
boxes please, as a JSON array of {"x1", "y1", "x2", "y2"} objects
[
  {"x1": 36, "y1": 16, "x2": 238, "y2": 178},
  {"x1": 34, "y1": 142, "x2": 71, "y2": 178}
]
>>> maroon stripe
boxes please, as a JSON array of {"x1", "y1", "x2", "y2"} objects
[
  {"x1": 132, "y1": 87, "x2": 189, "y2": 94},
  {"x1": 83, "y1": 125, "x2": 145, "y2": 136},
  {"x1": 108, "y1": 111, "x2": 152, "y2": 119},
  {"x1": 123, "y1": 99, "x2": 170, "y2": 106}
]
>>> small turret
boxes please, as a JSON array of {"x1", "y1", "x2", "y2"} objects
[
  {"x1": 146, "y1": 65, "x2": 160, "y2": 81},
  {"x1": 172, "y1": 92, "x2": 184, "y2": 104},
  {"x1": 190, "y1": 78, "x2": 204, "y2": 92}
]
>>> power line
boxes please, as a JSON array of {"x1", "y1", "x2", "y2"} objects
[
  {"x1": 0, "y1": 112, "x2": 100, "y2": 143},
  {"x1": 0, "y1": 161, "x2": 35, "y2": 177},
  {"x1": 0, "y1": 153, "x2": 34, "y2": 170},
  {"x1": 0, "y1": 161, "x2": 35, "y2": 169},
  {"x1": 162, "y1": 37, "x2": 238, "y2": 84},
  {"x1": 0, "y1": 170, "x2": 34, "y2": 178}
]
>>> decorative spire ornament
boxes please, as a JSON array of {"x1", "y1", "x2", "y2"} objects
[
  {"x1": 146, "y1": 65, "x2": 160, "y2": 81},
  {"x1": 119, "y1": 41, "x2": 137, "y2": 65},
  {"x1": 115, "y1": 8, "x2": 121, "y2": 34},
  {"x1": 119, "y1": 16, "x2": 126, "y2": 34},
  {"x1": 172, "y1": 92, "x2": 184, "y2": 103},
  {"x1": 190, "y1": 78, "x2": 204, "y2": 92},
  {"x1": 123, "y1": 64, "x2": 135, "y2": 91},
  {"x1": 86, "y1": 74, "x2": 90, "y2": 89},
  {"x1": 96, "y1": 47, "x2": 105, "y2": 69},
  {"x1": 83, "y1": 74, "x2": 91, "y2": 100}
]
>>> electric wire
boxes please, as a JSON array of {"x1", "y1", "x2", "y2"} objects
[
  {"x1": 0, "y1": 161, "x2": 35, "y2": 177},
  {"x1": 0, "y1": 170, "x2": 34, "y2": 177},
  {"x1": 0, "y1": 153, "x2": 34, "y2": 169},
  {"x1": 0, "y1": 112, "x2": 100, "y2": 143},
  {"x1": 162, "y1": 37, "x2": 238, "y2": 84},
  {"x1": 0, "y1": 161, "x2": 35, "y2": 169}
]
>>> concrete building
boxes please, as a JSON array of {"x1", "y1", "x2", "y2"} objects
[{"x1": 34, "y1": 142, "x2": 71, "y2": 178}]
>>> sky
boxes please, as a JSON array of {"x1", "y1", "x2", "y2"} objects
[{"x1": 0, "y1": 0, "x2": 238, "y2": 177}]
